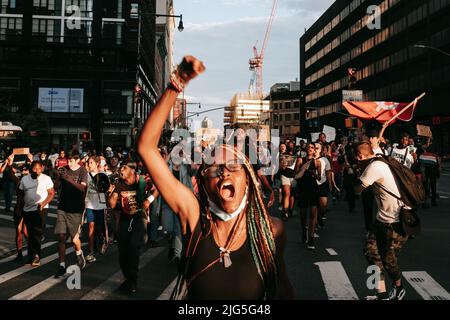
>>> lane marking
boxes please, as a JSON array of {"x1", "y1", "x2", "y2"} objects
[
  {"x1": 0, "y1": 242, "x2": 57, "y2": 264},
  {"x1": 326, "y1": 248, "x2": 338, "y2": 256},
  {"x1": 0, "y1": 243, "x2": 86, "y2": 285},
  {"x1": 157, "y1": 277, "x2": 178, "y2": 300},
  {"x1": 403, "y1": 271, "x2": 450, "y2": 300},
  {"x1": 314, "y1": 261, "x2": 359, "y2": 300}
]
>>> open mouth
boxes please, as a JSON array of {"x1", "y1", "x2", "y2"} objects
[{"x1": 219, "y1": 181, "x2": 235, "y2": 201}]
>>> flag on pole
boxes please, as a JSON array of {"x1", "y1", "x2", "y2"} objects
[{"x1": 342, "y1": 99, "x2": 418, "y2": 123}]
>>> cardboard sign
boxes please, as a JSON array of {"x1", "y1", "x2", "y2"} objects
[
  {"x1": 322, "y1": 125, "x2": 336, "y2": 142},
  {"x1": 416, "y1": 125, "x2": 432, "y2": 138},
  {"x1": 311, "y1": 132, "x2": 321, "y2": 142},
  {"x1": 13, "y1": 148, "x2": 30, "y2": 155}
]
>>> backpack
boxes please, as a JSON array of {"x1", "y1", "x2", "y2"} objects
[{"x1": 373, "y1": 156, "x2": 425, "y2": 209}]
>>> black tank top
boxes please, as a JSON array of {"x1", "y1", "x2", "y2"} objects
[
  {"x1": 185, "y1": 218, "x2": 264, "y2": 300},
  {"x1": 298, "y1": 157, "x2": 317, "y2": 186}
]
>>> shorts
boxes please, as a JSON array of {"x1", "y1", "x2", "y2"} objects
[
  {"x1": 298, "y1": 185, "x2": 319, "y2": 209},
  {"x1": 317, "y1": 182, "x2": 329, "y2": 198},
  {"x1": 281, "y1": 175, "x2": 295, "y2": 187},
  {"x1": 54, "y1": 210, "x2": 83, "y2": 238},
  {"x1": 86, "y1": 208, "x2": 105, "y2": 225}
]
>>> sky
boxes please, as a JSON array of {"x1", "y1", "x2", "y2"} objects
[{"x1": 172, "y1": 0, "x2": 334, "y2": 131}]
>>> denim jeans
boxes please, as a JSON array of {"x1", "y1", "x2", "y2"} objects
[
  {"x1": 161, "y1": 201, "x2": 182, "y2": 259},
  {"x1": 148, "y1": 196, "x2": 160, "y2": 242}
]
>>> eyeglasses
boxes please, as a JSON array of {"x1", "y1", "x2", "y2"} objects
[{"x1": 201, "y1": 161, "x2": 243, "y2": 178}]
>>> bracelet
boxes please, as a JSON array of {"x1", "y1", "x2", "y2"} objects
[
  {"x1": 146, "y1": 195, "x2": 155, "y2": 204},
  {"x1": 169, "y1": 69, "x2": 185, "y2": 93}
]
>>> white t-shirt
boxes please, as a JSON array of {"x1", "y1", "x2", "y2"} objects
[
  {"x1": 85, "y1": 172, "x2": 107, "y2": 210},
  {"x1": 316, "y1": 157, "x2": 331, "y2": 185},
  {"x1": 360, "y1": 161, "x2": 402, "y2": 223},
  {"x1": 372, "y1": 146, "x2": 387, "y2": 156},
  {"x1": 390, "y1": 146, "x2": 414, "y2": 169},
  {"x1": 19, "y1": 174, "x2": 54, "y2": 212}
]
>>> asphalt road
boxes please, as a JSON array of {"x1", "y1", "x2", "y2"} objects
[{"x1": 0, "y1": 169, "x2": 448, "y2": 300}]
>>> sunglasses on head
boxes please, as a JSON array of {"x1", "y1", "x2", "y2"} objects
[{"x1": 201, "y1": 160, "x2": 244, "y2": 178}]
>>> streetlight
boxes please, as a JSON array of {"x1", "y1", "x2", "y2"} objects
[{"x1": 414, "y1": 44, "x2": 450, "y2": 57}]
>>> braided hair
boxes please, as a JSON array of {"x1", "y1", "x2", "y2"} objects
[{"x1": 197, "y1": 144, "x2": 278, "y2": 299}]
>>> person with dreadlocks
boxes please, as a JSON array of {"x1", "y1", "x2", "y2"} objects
[{"x1": 137, "y1": 56, "x2": 293, "y2": 300}]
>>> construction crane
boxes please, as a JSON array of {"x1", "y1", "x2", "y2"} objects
[{"x1": 248, "y1": 0, "x2": 278, "y2": 96}]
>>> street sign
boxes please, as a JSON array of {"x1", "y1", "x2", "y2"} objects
[{"x1": 342, "y1": 90, "x2": 363, "y2": 102}]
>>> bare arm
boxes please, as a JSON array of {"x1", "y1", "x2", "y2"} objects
[
  {"x1": 39, "y1": 188, "x2": 55, "y2": 209},
  {"x1": 137, "y1": 56, "x2": 205, "y2": 234},
  {"x1": 257, "y1": 170, "x2": 274, "y2": 208}
]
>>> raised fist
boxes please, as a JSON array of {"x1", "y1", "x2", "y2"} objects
[{"x1": 177, "y1": 55, "x2": 206, "y2": 84}]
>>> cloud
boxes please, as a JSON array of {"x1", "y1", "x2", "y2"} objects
[{"x1": 173, "y1": 1, "x2": 333, "y2": 128}]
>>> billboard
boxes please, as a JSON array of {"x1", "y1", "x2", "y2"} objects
[{"x1": 38, "y1": 88, "x2": 84, "y2": 113}]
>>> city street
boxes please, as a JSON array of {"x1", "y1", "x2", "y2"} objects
[{"x1": 0, "y1": 167, "x2": 448, "y2": 300}]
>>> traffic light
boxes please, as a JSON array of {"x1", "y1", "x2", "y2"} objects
[
  {"x1": 134, "y1": 84, "x2": 143, "y2": 104},
  {"x1": 80, "y1": 131, "x2": 91, "y2": 141},
  {"x1": 348, "y1": 67, "x2": 357, "y2": 89}
]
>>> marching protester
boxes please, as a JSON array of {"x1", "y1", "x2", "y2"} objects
[
  {"x1": 354, "y1": 142, "x2": 409, "y2": 300},
  {"x1": 107, "y1": 160, "x2": 156, "y2": 295},
  {"x1": 389, "y1": 133, "x2": 414, "y2": 169},
  {"x1": 55, "y1": 149, "x2": 68, "y2": 169},
  {"x1": 361, "y1": 129, "x2": 387, "y2": 231},
  {"x1": 137, "y1": 56, "x2": 293, "y2": 299},
  {"x1": 295, "y1": 142, "x2": 320, "y2": 249},
  {"x1": 85, "y1": 156, "x2": 108, "y2": 263},
  {"x1": 0, "y1": 153, "x2": 18, "y2": 213},
  {"x1": 420, "y1": 138, "x2": 441, "y2": 207},
  {"x1": 13, "y1": 164, "x2": 29, "y2": 262},
  {"x1": 18, "y1": 161, "x2": 55, "y2": 267},
  {"x1": 314, "y1": 142, "x2": 332, "y2": 228},
  {"x1": 54, "y1": 153, "x2": 88, "y2": 278}
]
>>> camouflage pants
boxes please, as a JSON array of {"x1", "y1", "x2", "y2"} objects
[{"x1": 364, "y1": 220, "x2": 408, "y2": 282}]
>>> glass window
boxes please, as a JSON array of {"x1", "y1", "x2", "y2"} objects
[
  {"x1": 285, "y1": 102, "x2": 291, "y2": 109},
  {"x1": 285, "y1": 114, "x2": 291, "y2": 121}
]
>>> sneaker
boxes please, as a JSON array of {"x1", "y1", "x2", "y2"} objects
[
  {"x1": 389, "y1": 286, "x2": 406, "y2": 300},
  {"x1": 128, "y1": 282, "x2": 137, "y2": 295},
  {"x1": 365, "y1": 294, "x2": 390, "y2": 300},
  {"x1": 307, "y1": 239, "x2": 316, "y2": 250},
  {"x1": 86, "y1": 253, "x2": 96, "y2": 263},
  {"x1": 313, "y1": 232, "x2": 320, "y2": 238},
  {"x1": 157, "y1": 225, "x2": 163, "y2": 231},
  {"x1": 77, "y1": 251, "x2": 86, "y2": 269},
  {"x1": 54, "y1": 266, "x2": 66, "y2": 278},
  {"x1": 31, "y1": 255, "x2": 40, "y2": 267}
]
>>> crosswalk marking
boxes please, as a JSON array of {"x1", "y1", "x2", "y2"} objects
[
  {"x1": 326, "y1": 248, "x2": 338, "y2": 256},
  {"x1": 80, "y1": 247, "x2": 165, "y2": 300},
  {"x1": 0, "y1": 241, "x2": 57, "y2": 264},
  {"x1": 315, "y1": 261, "x2": 359, "y2": 300},
  {"x1": 0, "y1": 243, "x2": 86, "y2": 285},
  {"x1": 9, "y1": 274, "x2": 70, "y2": 300},
  {"x1": 157, "y1": 277, "x2": 178, "y2": 300},
  {"x1": 403, "y1": 271, "x2": 450, "y2": 300},
  {"x1": 9, "y1": 244, "x2": 103, "y2": 300}
]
